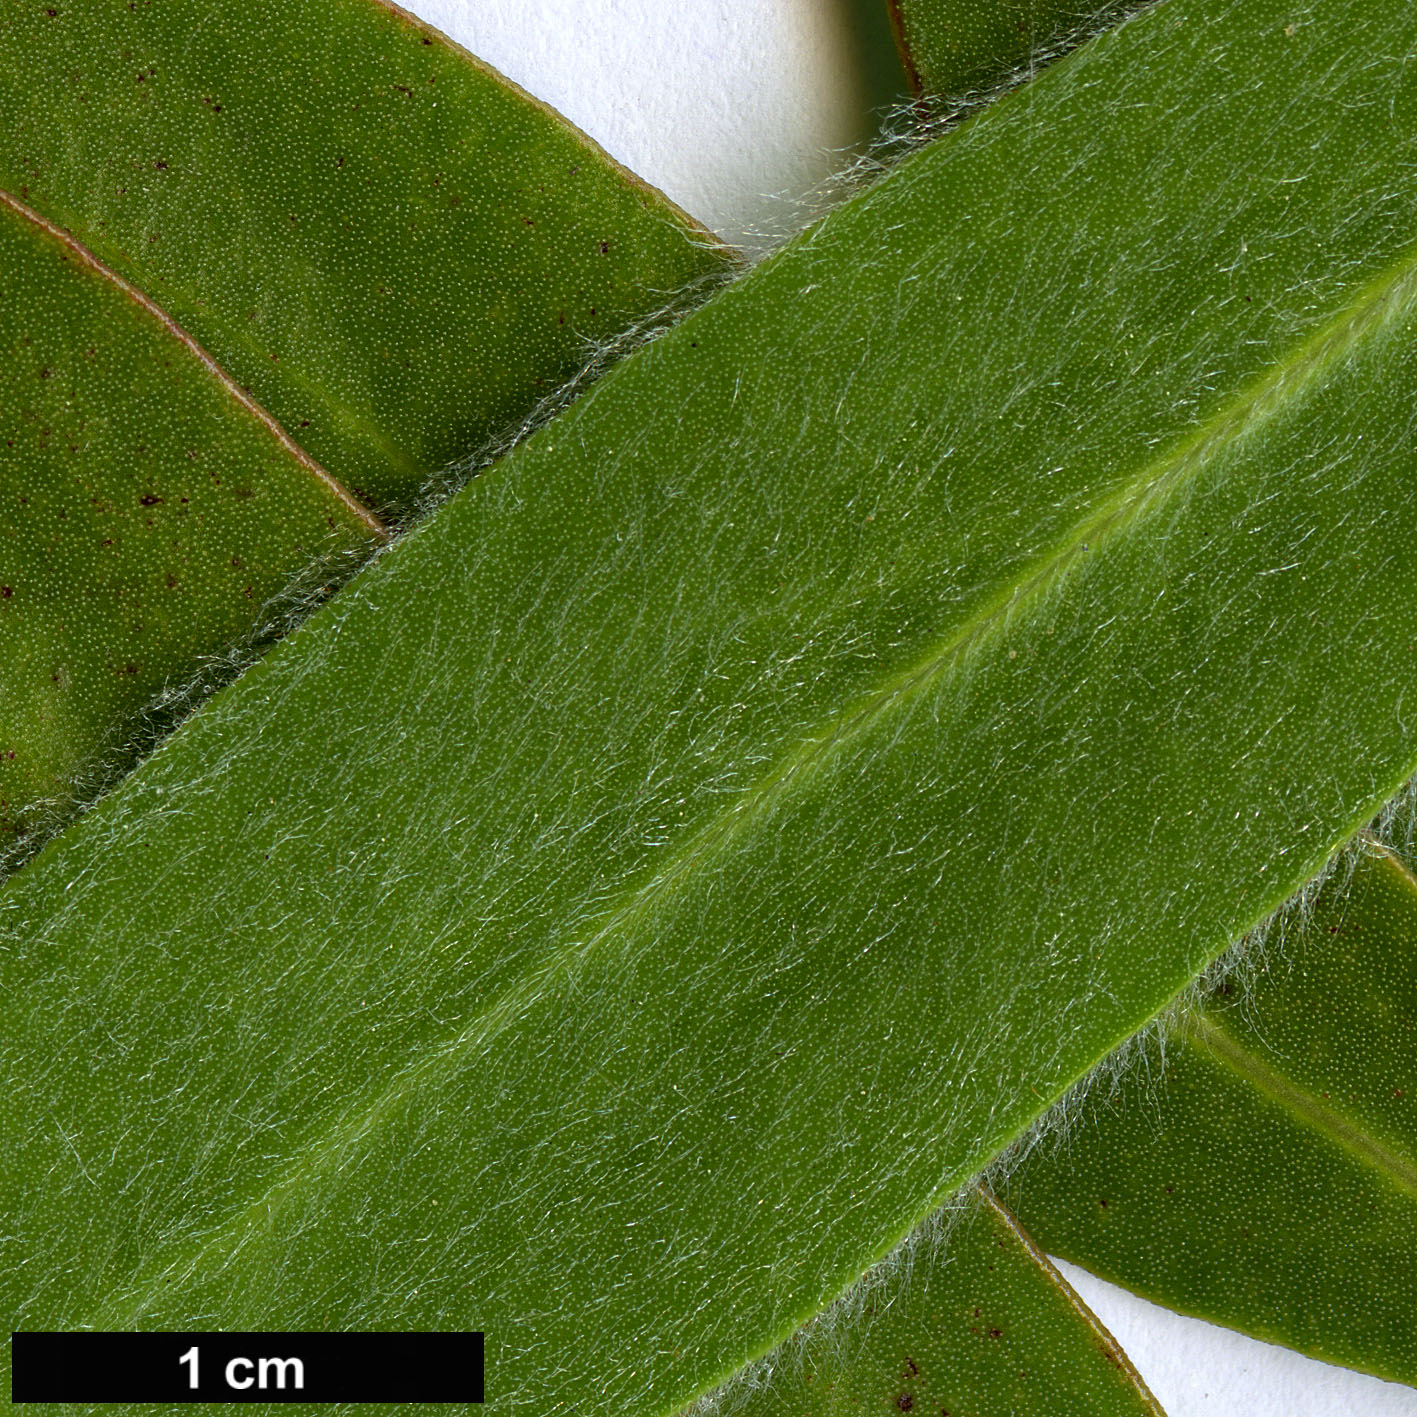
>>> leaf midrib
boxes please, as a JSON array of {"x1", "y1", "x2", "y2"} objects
[
  {"x1": 1187, "y1": 1011, "x2": 1417, "y2": 1201},
  {"x1": 101, "y1": 193, "x2": 1417, "y2": 1330},
  {"x1": 0, "y1": 187, "x2": 387, "y2": 539},
  {"x1": 1187, "y1": 845, "x2": 1417, "y2": 1202}
]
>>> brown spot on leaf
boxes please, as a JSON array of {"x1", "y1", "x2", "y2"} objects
[{"x1": 895, "y1": 1395, "x2": 914, "y2": 1412}]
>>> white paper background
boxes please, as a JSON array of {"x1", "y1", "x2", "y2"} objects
[
  {"x1": 401, "y1": 2, "x2": 1415, "y2": 1412},
  {"x1": 407, "y1": 0, "x2": 876, "y2": 250}
]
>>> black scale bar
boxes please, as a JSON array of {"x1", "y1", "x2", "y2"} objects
[{"x1": 10, "y1": 1331, "x2": 484, "y2": 1402}]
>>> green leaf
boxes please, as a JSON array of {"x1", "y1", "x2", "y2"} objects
[
  {"x1": 840, "y1": 0, "x2": 916, "y2": 118},
  {"x1": 7, "y1": 0, "x2": 1417, "y2": 1410},
  {"x1": 0, "y1": 0, "x2": 729, "y2": 855},
  {"x1": 1004, "y1": 843, "x2": 1417, "y2": 1387},
  {"x1": 0, "y1": 0, "x2": 728, "y2": 511},
  {"x1": 886, "y1": 0, "x2": 1133, "y2": 95},
  {"x1": 725, "y1": 1187, "x2": 1165, "y2": 1416},
  {"x1": 0, "y1": 190, "x2": 381, "y2": 851}
]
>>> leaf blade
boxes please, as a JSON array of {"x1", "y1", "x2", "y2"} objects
[
  {"x1": 0, "y1": 0, "x2": 729, "y2": 509},
  {"x1": 0, "y1": 190, "x2": 379, "y2": 849},
  {"x1": 888, "y1": 0, "x2": 1138, "y2": 95},
  {"x1": 723, "y1": 1187, "x2": 1167, "y2": 1417},
  {"x1": 1006, "y1": 845, "x2": 1417, "y2": 1385}
]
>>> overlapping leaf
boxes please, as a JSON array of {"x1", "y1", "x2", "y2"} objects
[
  {"x1": 0, "y1": 0, "x2": 727, "y2": 512},
  {"x1": 887, "y1": 0, "x2": 1134, "y2": 95},
  {"x1": 727, "y1": 1187, "x2": 1165, "y2": 1416},
  {"x1": 6, "y1": 0, "x2": 1417, "y2": 1413},
  {"x1": 0, "y1": 193, "x2": 379, "y2": 847},
  {"x1": 1006, "y1": 843, "x2": 1417, "y2": 1387},
  {"x1": 0, "y1": 0, "x2": 725, "y2": 854}
]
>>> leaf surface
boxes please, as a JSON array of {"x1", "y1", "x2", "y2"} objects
[
  {"x1": 725, "y1": 1188, "x2": 1166, "y2": 1416},
  {"x1": 887, "y1": 0, "x2": 1134, "y2": 95},
  {"x1": 0, "y1": 0, "x2": 728, "y2": 510},
  {"x1": 1005, "y1": 844, "x2": 1417, "y2": 1387},
  {"x1": 0, "y1": 190, "x2": 380, "y2": 850},
  {"x1": 6, "y1": 0, "x2": 1417, "y2": 1411}
]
